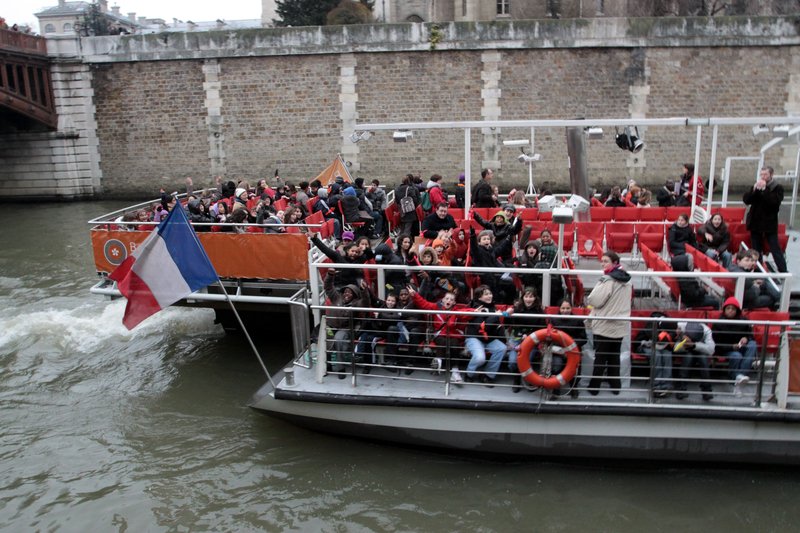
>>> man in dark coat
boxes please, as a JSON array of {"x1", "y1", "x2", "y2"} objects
[
  {"x1": 421, "y1": 202, "x2": 457, "y2": 239},
  {"x1": 471, "y1": 168, "x2": 495, "y2": 208},
  {"x1": 743, "y1": 166, "x2": 786, "y2": 272}
]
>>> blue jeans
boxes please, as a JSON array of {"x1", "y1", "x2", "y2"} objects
[
  {"x1": 705, "y1": 248, "x2": 732, "y2": 269},
  {"x1": 654, "y1": 348, "x2": 673, "y2": 390},
  {"x1": 465, "y1": 337, "x2": 506, "y2": 379},
  {"x1": 724, "y1": 339, "x2": 756, "y2": 379}
]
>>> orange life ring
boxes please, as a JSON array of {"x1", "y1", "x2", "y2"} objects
[{"x1": 517, "y1": 328, "x2": 580, "y2": 389}]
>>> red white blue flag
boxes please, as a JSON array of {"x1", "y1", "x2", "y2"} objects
[{"x1": 109, "y1": 205, "x2": 218, "y2": 329}]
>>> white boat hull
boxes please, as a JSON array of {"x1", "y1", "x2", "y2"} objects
[{"x1": 250, "y1": 377, "x2": 800, "y2": 464}]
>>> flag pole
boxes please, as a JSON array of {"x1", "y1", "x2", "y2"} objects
[{"x1": 215, "y1": 279, "x2": 276, "y2": 388}]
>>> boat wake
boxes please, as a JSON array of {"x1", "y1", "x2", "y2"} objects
[{"x1": 0, "y1": 299, "x2": 222, "y2": 395}]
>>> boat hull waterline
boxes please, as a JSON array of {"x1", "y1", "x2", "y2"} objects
[{"x1": 250, "y1": 379, "x2": 800, "y2": 465}]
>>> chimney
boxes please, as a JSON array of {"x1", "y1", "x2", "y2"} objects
[
  {"x1": 111, "y1": 6, "x2": 120, "y2": 15},
  {"x1": 138, "y1": 16, "x2": 146, "y2": 24},
  {"x1": 127, "y1": 12, "x2": 136, "y2": 21},
  {"x1": 99, "y1": 0, "x2": 108, "y2": 13},
  {"x1": 58, "y1": 0, "x2": 65, "y2": 6}
]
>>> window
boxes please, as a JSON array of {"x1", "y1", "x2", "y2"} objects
[
  {"x1": 44, "y1": 23, "x2": 55, "y2": 33},
  {"x1": 462, "y1": 0, "x2": 467, "y2": 17},
  {"x1": 497, "y1": 0, "x2": 510, "y2": 16},
  {"x1": 63, "y1": 23, "x2": 72, "y2": 32}
]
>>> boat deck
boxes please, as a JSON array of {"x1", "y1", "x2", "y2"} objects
[{"x1": 276, "y1": 351, "x2": 798, "y2": 419}]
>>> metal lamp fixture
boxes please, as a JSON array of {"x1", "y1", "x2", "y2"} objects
[
  {"x1": 752, "y1": 124, "x2": 770, "y2": 136},
  {"x1": 517, "y1": 152, "x2": 541, "y2": 164},
  {"x1": 615, "y1": 126, "x2": 644, "y2": 153},
  {"x1": 584, "y1": 127, "x2": 604, "y2": 139},
  {"x1": 392, "y1": 130, "x2": 413, "y2": 142},
  {"x1": 772, "y1": 125, "x2": 791, "y2": 137},
  {"x1": 349, "y1": 131, "x2": 372, "y2": 143}
]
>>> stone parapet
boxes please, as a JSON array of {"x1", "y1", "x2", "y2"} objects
[{"x1": 76, "y1": 17, "x2": 800, "y2": 63}]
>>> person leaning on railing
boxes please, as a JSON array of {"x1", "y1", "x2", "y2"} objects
[
  {"x1": 407, "y1": 285, "x2": 470, "y2": 379},
  {"x1": 549, "y1": 299, "x2": 589, "y2": 398},
  {"x1": 463, "y1": 285, "x2": 513, "y2": 386},
  {"x1": 505, "y1": 287, "x2": 547, "y2": 393},
  {"x1": 355, "y1": 292, "x2": 403, "y2": 372},
  {"x1": 310, "y1": 232, "x2": 365, "y2": 289},
  {"x1": 323, "y1": 271, "x2": 370, "y2": 378}
]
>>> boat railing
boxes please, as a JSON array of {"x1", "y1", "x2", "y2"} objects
[
  {"x1": 302, "y1": 298, "x2": 795, "y2": 408},
  {"x1": 287, "y1": 287, "x2": 313, "y2": 368},
  {"x1": 308, "y1": 260, "x2": 793, "y2": 312}
]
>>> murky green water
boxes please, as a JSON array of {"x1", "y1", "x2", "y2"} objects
[{"x1": 0, "y1": 202, "x2": 798, "y2": 532}]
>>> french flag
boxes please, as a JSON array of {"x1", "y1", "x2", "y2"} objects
[{"x1": 109, "y1": 205, "x2": 218, "y2": 329}]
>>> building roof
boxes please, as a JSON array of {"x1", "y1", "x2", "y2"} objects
[
  {"x1": 35, "y1": 1, "x2": 91, "y2": 17},
  {"x1": 140, "y1": 19, "x2": 263, "y2": 34}
]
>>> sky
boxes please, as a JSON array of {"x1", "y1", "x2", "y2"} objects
[{"x1": 3, "y1": 1, "x2": 263, "y2": 30}]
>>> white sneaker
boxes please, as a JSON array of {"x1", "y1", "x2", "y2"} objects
[
  {"x1": 450, "y1": 368, "x2": 463, "y2": 384},
  {"x1": 733, "y1": 384, "x2": 744, "y2": 398},
  {"x1": 735, "y1": 374, "x2": 750, "y2": 386},
  {"x1": 430, "y1": 357, "x2": 443, "y2": 374}
]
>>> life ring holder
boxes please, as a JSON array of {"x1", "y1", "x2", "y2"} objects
[{"x1": 517, "y1": 327, "x2": 580, "y2": 389}]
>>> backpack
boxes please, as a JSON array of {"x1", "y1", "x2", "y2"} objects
[
  {"x1": 420, "y1": 190, "x2": 432, "y2": 212},
  {"x1": 399, "y1": 188, "x2": 415, "y2": 215}
]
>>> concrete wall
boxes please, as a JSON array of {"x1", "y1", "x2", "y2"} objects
[{"x1": 3, "y1": 16, "x2": 799, "y2": 199}]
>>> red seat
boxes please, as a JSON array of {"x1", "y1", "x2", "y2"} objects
[
  {"x1": 306, "y1": 197, "x2": 317, "y2": 215},
  {"x1": 777, "y1": 234, "x2": 789, "y2": 252},
  {"x1": 385, "y1": 203, "x2": 401, "y2": 233},
  {"x1": 748, "y1": 311, "x2": 789, "y2": 354},
  {"x1": 606, "y1": 223, "x2": 636, "y2": 253},
  {"x1": 638, "y1": 233, "x2": 664, "y2": 253},
  {"x1": 320, "y1": 219, "x2": 336, "y2": 239},
  {"x1": 525, "y1": 221, "x2": 551, "y2": 239},
  {"x1": 711, "y1": 207, "x2": 746, "y2": 223},
  {"x1": 638, "y1": 207, "x2": 667, "y2": 222},
  {"x1": 470, "y1": 208, "x2": 495, "y2": 221},
  {"x1": 614, "y1": 207, "x2": 641, "y2": 222},
  {"x1": 274, "y1": 197, "x2": 289, "y2": 211},
  {"x1": 590, "y1": 206, "x2": 614, "y2": 222},
  {"x1": 665, "y1": 206, "x2": 691, "y2": 221},
  {"x1": 729, "y1": 232, "x2": 750, "y2": 254},
  {"x1": 519, "y1": 208, "x2": 538, "y2": 221},
  {"x1": 304, "y1": 210, "x2": 324, "y2": 227},
  {"x1": 554, "y1": 223, "x2": 575, "y2": 251},
  {"x1": 538, "y1": 211, "x2": 553, "y2": 221},
  {"x1": 576, "y1": 222, "x2": 604, "y2": 259}
]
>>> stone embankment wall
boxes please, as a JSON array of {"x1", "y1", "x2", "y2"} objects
[{"x1": 3, "y1": 16, "x2": 799, "y2": 199}]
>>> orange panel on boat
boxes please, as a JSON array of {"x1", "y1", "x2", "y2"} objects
[{"x1": 91, "y1": 230, "x2": 310, "y2": 280}]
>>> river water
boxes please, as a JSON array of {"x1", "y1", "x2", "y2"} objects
[{"x1": 1, "y1": 201, "x2": 799, "y2": 532}]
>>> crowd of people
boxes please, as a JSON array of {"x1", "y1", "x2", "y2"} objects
[{"x1": 109, "y1": 164, "x2": 784, "y2": 400}]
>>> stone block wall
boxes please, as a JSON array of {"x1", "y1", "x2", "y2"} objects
[
  {"x1": 91, "y1": 60, "x2": 208, "y2": 197},
  {"x1": 33, "y1": 17, "x2": 800, "y2": 198}
]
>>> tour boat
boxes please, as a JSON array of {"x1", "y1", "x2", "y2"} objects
[{"x1": 90, "y1": 115, "x2": 800, "y2": 462}]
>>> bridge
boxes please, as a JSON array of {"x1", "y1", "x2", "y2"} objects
[{"x1": 0, "y1": 28, "x2": 56, "y2": 129}]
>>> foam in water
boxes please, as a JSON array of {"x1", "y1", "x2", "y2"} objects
[{"x1": 0, "y1": 300, "x2": 220, "y2": 354}]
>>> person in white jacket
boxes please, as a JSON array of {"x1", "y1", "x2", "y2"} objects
[
  {"x1": 674, "y1": 321, "x2": 716, "y2": 401},
  {"x1": 586, "y1": 252, "x2": 632, "y2": 395}
]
